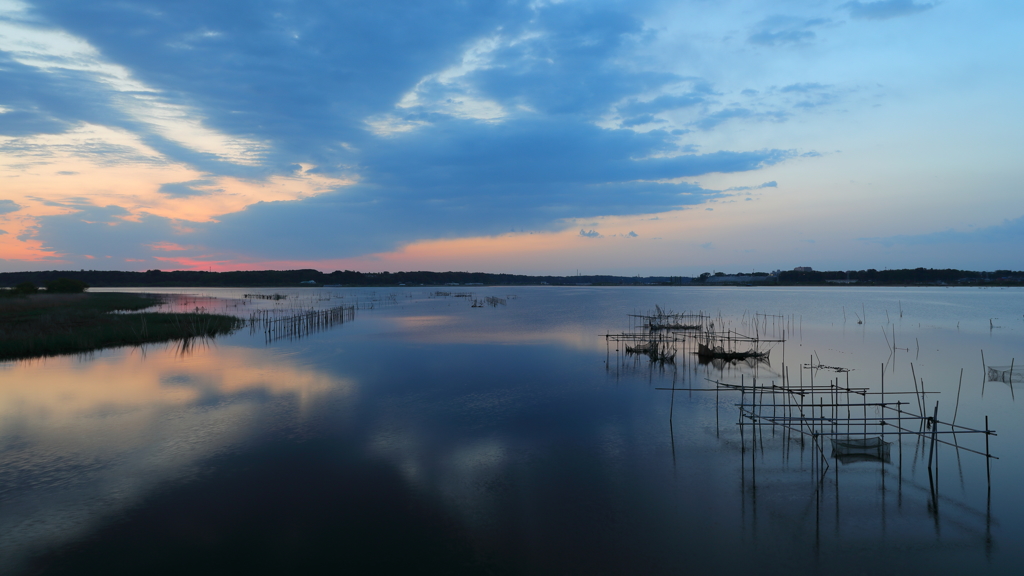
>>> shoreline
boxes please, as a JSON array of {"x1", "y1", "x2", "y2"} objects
[{"x1": 0, "y1": 292, "x2": 243, "y2": 362}]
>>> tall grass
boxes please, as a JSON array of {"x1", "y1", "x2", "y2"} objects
[{"x1": 0, "y1": 292, "x2": 243, "y2": 361}]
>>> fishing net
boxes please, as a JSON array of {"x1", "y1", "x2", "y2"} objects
[
  {"x1": 987, "y1": 366, "x2": 1023, "y2": 384},
  {"x1": 830, "y1": 436, "x2": 891, "y2": 464}
]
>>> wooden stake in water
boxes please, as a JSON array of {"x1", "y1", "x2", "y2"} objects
[
  {"x1": 910, "y1": 363, "x2": 923, "y2": 416},
  {"x1": 927, "y1": 402, "x2": 939, "y2": 472},
  {"x1": 920, "y1": 377, "x2": 926, "y2": 421},
  {"x1": 985, "y1": 415, "x2": 991, "y2": 488},
  {"x1": 881, "y1": 363, "x2": 885, "y2": 443},
  {"x1": 981, "y1": 349, "x2": 988, "y2": 396},
  {"x1": 953, "y1": 368, "x2": 964, "y2": 425},
  {"x1": 1009, "y1": 358, "x2": 1016, "y2": 400}
]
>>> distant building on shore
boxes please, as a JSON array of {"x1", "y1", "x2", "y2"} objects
[{"x1": 793, "y1": 266, "x2": 813, "y2": 272}]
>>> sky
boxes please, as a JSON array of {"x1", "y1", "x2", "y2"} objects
[{"x1": 1, "y1": 0, "x2": 1022, "y2": 276}]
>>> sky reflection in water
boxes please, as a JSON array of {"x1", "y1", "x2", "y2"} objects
[{"x1": 2, "y1": 287, "x2": 1023, "y2": 575}]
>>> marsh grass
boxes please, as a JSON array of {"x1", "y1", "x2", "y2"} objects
[{"x1": 0, "y1": 292, "x2": 244, "y2": 361}]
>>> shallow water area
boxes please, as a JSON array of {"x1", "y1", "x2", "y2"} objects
[{"x1": 2, "y1": 286, "x2": 1022, "y2": 574}]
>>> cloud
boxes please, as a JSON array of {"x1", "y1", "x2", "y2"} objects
[
  {"x1": 8, "y1": 1, "x2": 527, "y2": 173},
  {"x1": 861, "y1": 216, "x2": 1024, "y2": 247},
  {"x1": 25, "y1": 204, "x2": 182, "y2": 262},
  {"x1": 725, "y1": 181, "x2": 777, "y2": 192},
  {"x1": 0, "y1": 200, "x2": 23, "y2": 215},
  {"x1": 748, "y1": 16, "x2": 831, "y2": 46},
  {"x1": 4, "y1": 1, "x2": 807, "y2": 268},
  {"x1": 693, "y1": 108, "x2": 752, "y2": 130},
  {"x1": 19, "y1": 119, "x2": 792, "y2": 266},
  {"x1": 354, "y1": 116, "x2": 792, "y2": 194},
  {"x1": 158, "y1": 179, "x2": 222, "y2": 198},
  {"x1": 842, "y1": 1, "x2": 935, "y2": 21},
  {"x1": 201, "y1": 178, "x2": 718, "y2": 258},
  {"x1": 147, "y1": 242, "x2": 189, "y2": 252},
  {"x1": 56, "y1": 171, "x2": 79, "y2": 175},
  {"x1": 692, "y1": 108, "x2": 789, "y2": 131},
  {"x1": 620, "y1": 114, "x2": 660, "y2": 127},
  {"x1": 0, "y1": 126, "x2": 168, "y2": 168},
  {"x1": 617, "y1": 90, "x2": 709, "y2": 118},
  {"x1": 463, "y1": 4, "x2": 674, "y2": 118},
  {"x1": 579, "y1": 229, "x2": 602, "y2": 238},
  {"x1": 780, "y1": 83, "x2": 831, "y2": 93},
  {"x1": 627, "y1": 231, "x2": 638, "y2": 238}
]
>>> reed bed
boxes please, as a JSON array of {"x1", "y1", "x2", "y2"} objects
[{"x1": 0, "y1": 292, "x2": 243, "y2": 361}]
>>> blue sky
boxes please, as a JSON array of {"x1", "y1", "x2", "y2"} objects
[{"x1": 0, "y1": 0, "x2": 1021, "y2": 274}]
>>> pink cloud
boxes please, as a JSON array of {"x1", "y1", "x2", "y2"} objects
[{"x1": 147, "y1": 242, "x2": 190, "y2": 252}]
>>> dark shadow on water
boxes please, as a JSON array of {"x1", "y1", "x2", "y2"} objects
[{"x1": 22, "y1": 439, "x2": 510, "y2": 576}]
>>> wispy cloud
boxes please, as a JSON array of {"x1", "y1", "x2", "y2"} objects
[
  {"x1": 725, "y1": 181, "x2": 778, "y2": 192},
  {"x1": 842, "y1": 1, "x2": 936, "y2": 21},
  {"x1": 692, "y1": 108, "x2": 789, "y2": 131},
  {"x1": 0, "y1": 15, "x2": 268, "y2": 166},
  {"x1": 861, "y1": 216, "x2": 1024, "y2": 247},
  {"x1": 158, "y1": 180, "x2": 223, "y2": 198},
  {"x1": 748, "y1": 16, "x2": 832, "y2": 46},
  {"x1": 780, "y1": 83, "x2": 831, "y2": 93}
]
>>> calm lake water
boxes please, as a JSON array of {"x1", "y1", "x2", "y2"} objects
[{"x1": 2, "y1": 286, "x2": 1022, "y2": 575}]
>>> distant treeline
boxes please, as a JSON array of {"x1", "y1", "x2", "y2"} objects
[
  {"x1": 776, "y1": 268, "x2": 1024, "y2": 285},
  {"x1": 0, "y1": 269, "x2": 683, "y2": 288},
  {"x1": 0, "y1": 268, "x2": 1021, "y2": 288}
]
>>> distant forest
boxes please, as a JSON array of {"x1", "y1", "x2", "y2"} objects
[
  {"x1": 0, "y1": 269, "x2": 679, "y2": 288},
  {"x1": 1, "y1": 268, "x2": 1023, "y2": 288},
  {"x1": 775, "y1": 268, "x2": 1023, "y2": 285}
]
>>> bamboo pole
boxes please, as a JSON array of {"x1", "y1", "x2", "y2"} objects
[
  {"x1": 1009, "y1": 358, "x2": 1015, "y2": 400},
  {"x1": 985, "y1": 416, "x2": 991, "y2": 487},
  {"x1": 982, "y1": 350, "x2": 987, "y2": 396},
  {"x1": 953, "y1": 368, "x2": 964, "y2": 425},
  {"x1": 910, "y1": 363, "x2": 923, "y2": 415},
  {"x1": 927, "y1": 402, "x2": 939, "y2": 471}
]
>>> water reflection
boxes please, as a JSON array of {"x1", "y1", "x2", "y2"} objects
[
  {"x1": 386, "y1": 313, "x2": 605, "y2": 351},
  {"x1": 3, "y1": 287, "x2": 1023, "y2": 575},
  {"x1": 0, "y1": 343, "x2": 354, "y2": 574}
]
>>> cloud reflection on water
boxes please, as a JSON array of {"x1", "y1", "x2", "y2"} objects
[
  {"x1": 0, "y1": 343, "x2": 354, "y2": 573},
  {"x1": 386, "y1": 313, "x2": 606, "y2": 351}
]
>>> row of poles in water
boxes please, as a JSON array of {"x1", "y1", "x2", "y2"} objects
[{"x1": 248, "y1": 304, "x2": 356, "y2": 343}]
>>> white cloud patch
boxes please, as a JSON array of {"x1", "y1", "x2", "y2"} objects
[{"x1": 0, "y1": 5, "x2": 267, "y2": 164}]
